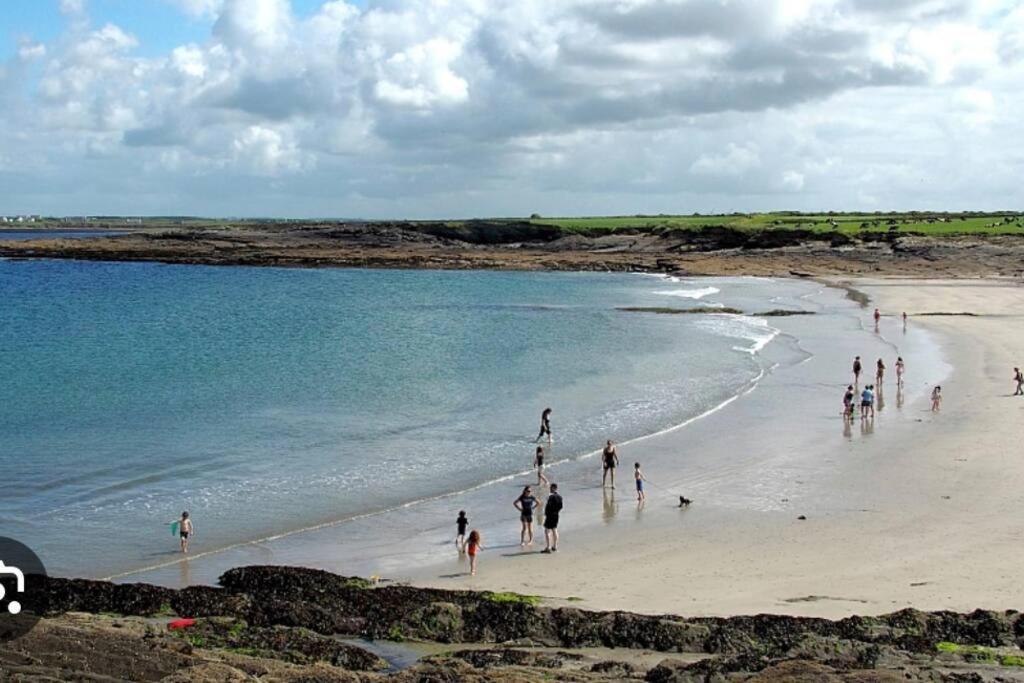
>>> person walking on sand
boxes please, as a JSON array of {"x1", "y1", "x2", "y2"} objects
[
  {"x1": 534, "y1": 446, "x2": 549, "y2": 486},
  {"x1": 843, "y1": 385, "x2": 855, "y2": 421},
  {"x1": 536, "y1": 408, "x2": 552, "y2": 444},
  {"x1": 601, "y1": 440, "x2": 619, "y2": 489},
  {"x1": 541, "y1": 483, "x2": 562, "y2": 554},
  {"x1": 466, "y1": 530, "x2": 483, "y2": 575},
  {"x1": 634, "y1": 462, "x2": 646, "y2": 503},
  {"x1": 873, "y1": 308, "x2": 881, "y2": 329},
  {"x1": 876, "y1": 358, "x2": 886, "y2": 386},
  {"x1": 1014, "y1": 368, "x2": 1023, "y2": 396},
  {"x1": 853, "y1": 356, "x2": 863, "y2": 385},
  {"x1": 902, "y1": 312, "x2": 908, "y2": 329},
  {"x1": 896, "y1": 357, "x2": 905, "y2": 388},
  {"x1": 860, "y1": 385, "x2": 875, "y2": 420},
  {"x1": 177, "y1": 511, "x2": 193, "y2": 554},
  {"x1": 931, "y1": 385, "x2": 942, "y2": 412},
  {"x1": 514, "y1": 485, "x2": 539, "y2": 547},
  {"x1": 455, "y1": 510, "x2": 469, "y2": 551}
]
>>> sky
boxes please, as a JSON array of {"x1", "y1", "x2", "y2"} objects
[{"x1": 0, "y1": 0, "x2": 1022, "y2": 218}]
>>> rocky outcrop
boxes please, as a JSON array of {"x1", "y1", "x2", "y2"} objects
[
  {"x1": 5, "y1": 223, "x2": 1024, "y2": 278},
  {"x1": 19, "y1": 566, "x2": 1024, "y2": 681}
]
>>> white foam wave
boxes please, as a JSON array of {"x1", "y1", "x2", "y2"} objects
[
  {"x1": 694, "y1": 314, "x2": 780, "y2": 355},
  {"x1": 654, "y1": 286, "x2": 720, "y2": 300}
]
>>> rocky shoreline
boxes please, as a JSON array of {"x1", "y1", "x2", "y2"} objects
[
  {"x1": 3, "y1": 221, "x2": 1024, "y2": 277},
  {"x1": 5, "y1": 565, "x2": 1024, "y2": 681}
]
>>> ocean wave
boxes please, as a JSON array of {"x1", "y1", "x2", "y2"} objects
[
  {"x1": 693, "y1": 314, "x2": 780, "y2": 355},
  {"x1": 653, "y1": 286, "x2": 720, "y2": 300}
]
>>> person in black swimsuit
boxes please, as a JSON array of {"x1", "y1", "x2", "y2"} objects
[
  {"x1": 514, "y1": 485, "x2": 539, "y2": 546},
  {"x1": 541, "y1": 483, "x2": 562, "y2": 553},
  {"x1": 602, "y1": 440, "x2": 619, "y2": 489},
  {"x1": 536, "y1": 408, "x2": 552, "y2": 444},
  {"x1": 853, "y1": 356, "x2": 862, "y2": 385},
  {"x1": 534, "y1": 446, "x2": 549, "y2": 486}
]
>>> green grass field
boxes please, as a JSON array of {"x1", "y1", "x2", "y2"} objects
[
  {"x1": 17, "y1": 212, "x2": 1024, "y2": 236},
  {"x1": 527, "y1": 212, "x2": 1024, "y2": 235}
]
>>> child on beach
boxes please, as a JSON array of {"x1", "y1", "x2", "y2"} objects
[
  {"x1": 634, "y1": 463, "x2": 646, "y2": 502},
  {"x1": 1014, "y1": 368, "x2": 1023, "y2": 396},
  {"x1": 873, "y1": 308, "x2": 881, "y2": 329},
  {"x1": 853, "y1": 356, "x2": 862, "y2": 385},
  {"x1": 896, "y1": 357, "x2": 905, "y2": 388},
  {"x1": 931, "y1": 386, "x2": 942, "y2": 412},
  {"x1": 536, "y1": 408, "x2": 552, "y2": 444},
  {"x1": 466, "y1": 530, "x2": 483, "y2": 575},
  {"x1": 876, "y1": 358, "x2": 885, "y2": 385},
  {"x1": 455, "y1": 511, "x2": 469, "y2": 551},
  {"x1": 534, "y1": 446, "x2": 549, "y2": 486},
  {"x1": 178, "y1": 511, "x2": 193, "y2": 554}
]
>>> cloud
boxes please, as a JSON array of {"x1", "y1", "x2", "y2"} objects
[
  {"x1": 0, "y1": 0, "x2": 1021, "y2": 216},
  {"x1": 690, "y1": 144, "x2": 761, "y2": 176}
]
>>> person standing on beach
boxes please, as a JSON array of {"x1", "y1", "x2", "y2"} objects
[
  {"x1": 602, "y1": 440, "x2": 619, "y2": 489},
  {"x1": 860, "y1": 385, "x2": 875, "y2": 420},
  {"x1": 1014, "y1": 368, "x2": 1023, "y2": 396},
  {"x1": 873, "y1": 308, "x2": 881, "y2": 330},
  {"x1": 534, "y1": 446, "x2": 549, "y2": 486},
  {"x1": 902, "y1": 312, "x2": 908, "y2": 331},
  {"x1": 876, "y1": 358, "x2": 886, "y2": 386},
  {"x1": 455, "y1": 511, "x2": 469, "y2": 551},
  {"x1": 931, "y1": 386, "x2": 942, "y2": 412},
  {"x1": 466, "y1": 530, "x2": 483, "y2": 575},
  {"x1": 178, "y1": 511, "x2": 193, "y2": 554},
  {"x1": 896, "y1": 357, "x2": 905, "y2": 388},
  {"x1": 541, "y1": 483, "x2": 562, "y2": 554},
  {"x1": 514, "y1": 485, "x2": 539, "y2": 547},
  {"x1": 634, "y1": 463, "x2": 646, "y2": 503},
  {"x1": 843, "y1": 385, "x2": 855, "y2": 421},
  {"x1": 853, "y1": 356, "x2": 863, "y2": 385},
  {"x1": 536, "y1": 408, "x2": 552, "y2": 444}
]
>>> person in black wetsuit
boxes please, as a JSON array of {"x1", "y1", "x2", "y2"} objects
[
  {"x1": 536, "y1": 408, "x2": 552, "y2": 444},
  {"x1": 602, "y1": 440, "x2": 619, "y2": 489},
  {"x1": 853, "y1": 356, "x2": 862, "y2": 386},
  {"x1": 541, "y1": 483, "x2": 562, "y2": 553},
  {"x1": 455, "y1": 510, "x2": 468, "y2": 551},
  {"x1": 514, "y1": 485, "x2": 539, "y2": 546}
]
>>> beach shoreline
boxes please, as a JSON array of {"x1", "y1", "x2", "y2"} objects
[
  {"x1": 104, "y1": 276, "x2": 963, "y2": 617},
  {"x1": 408, "y1": 277, "x2": 1024, "y2": 618},
  {"x1": 35, "y1": 274, "x2": 1024, "y2": 621}
]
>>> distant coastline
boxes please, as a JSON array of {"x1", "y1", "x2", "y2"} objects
[{"x1": 2, "y1": 213, "x2": 1024, "y2": 277}]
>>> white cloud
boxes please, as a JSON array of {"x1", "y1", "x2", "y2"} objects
[
  {"x1": 0, "y1": 0, "x2": 1022, "y2": 215},
  {"x1": 231, "y1": 125, "x2": 310, "y2": 176},
  {"x1": 781, "y1": 170, "x2": 806, "y2": 191},
  {"x1": 690, "y1": 144, "x2": 761, "y2": 176}
]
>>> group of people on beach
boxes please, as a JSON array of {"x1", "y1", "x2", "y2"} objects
[
  {"x1": 843, "y1": 311, "x2": 944, "y2": 421},
  {"x1": 453, "y1": 408, "x2": 668, "y2": 576}
]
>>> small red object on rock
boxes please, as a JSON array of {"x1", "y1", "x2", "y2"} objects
[{"x1": 168, "y1": 618, "x2": 195, "y2": 630}]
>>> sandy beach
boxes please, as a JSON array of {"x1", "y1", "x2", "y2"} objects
[
  {"x1": 113, "y1": 276, "x2": 1023, "y2": 620},
  {"x1": 406, "y1": 278, "x2": 1024, "y2": 618}
]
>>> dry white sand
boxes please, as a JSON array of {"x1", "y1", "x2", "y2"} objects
[{"x1": 414, "y1": 279, "x2": 1024, "y2": 618}]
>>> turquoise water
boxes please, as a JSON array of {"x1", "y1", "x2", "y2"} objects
[{"x1": 0, "y1": 261, "x2": 807, "y2": 577}]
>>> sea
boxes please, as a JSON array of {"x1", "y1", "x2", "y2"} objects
[{"x1": 0, "y1": 260, "x2": 840, "y2": 578}]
